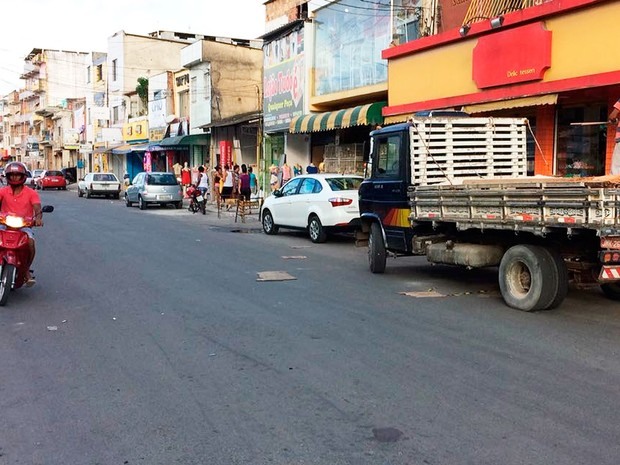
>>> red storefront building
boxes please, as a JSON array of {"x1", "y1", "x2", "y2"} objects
[{"x1": 383, "y1": 0, "x2": 620, "y2": 177}]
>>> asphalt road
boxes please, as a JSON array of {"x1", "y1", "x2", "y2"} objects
[{"x1": 1, "y1": 189, "x2": 619, "y2": 465}]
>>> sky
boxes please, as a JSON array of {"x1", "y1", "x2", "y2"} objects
[{"x1": 0, "y1": 0, "x2": 266, "y2": 96}]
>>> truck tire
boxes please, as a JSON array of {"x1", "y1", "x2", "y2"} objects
[
  {"x1": 499, "y1": 244, "x2": 562, "y2": 311},
  {"x1": 601, "y1": 283, "x2": 620, "y2": 300},
  {"x1": 369, "y1": 222, "x2": 386, "y2": 274},
  {"x1": 544, "y1": 248, "x2": 569, "y2": 310}
]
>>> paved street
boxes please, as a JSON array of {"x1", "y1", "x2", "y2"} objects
[{"x1": 0, "y1": 189, "x2": 619, "y2": 465}]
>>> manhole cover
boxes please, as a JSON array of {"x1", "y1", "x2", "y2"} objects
[{"x1": 372, "y1": 427, "x2": 403, "y2": 443}]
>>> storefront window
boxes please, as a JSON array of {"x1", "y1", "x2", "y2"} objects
[
  {"x1": 556, "y1": 105, "x2": 607, "y2": 177},
  {"x1": 314, "y1": 0, "x2": 390, "y2": 96}
]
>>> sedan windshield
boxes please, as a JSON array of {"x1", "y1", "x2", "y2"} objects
[{"x1": 46, "y1": 171, "x2": 63, "y2": 177}]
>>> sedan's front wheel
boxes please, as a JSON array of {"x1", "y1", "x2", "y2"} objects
[
  {"x1": 125, "y1": 194, "x2": 133, "y2": 207},
  {"x1": 262, "y1": 210, "x2": 279, "y2": 235}
]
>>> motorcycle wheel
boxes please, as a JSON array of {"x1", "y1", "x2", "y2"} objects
[{"x1": 0, "y1": 264, "x2": 16, "y2": 306}]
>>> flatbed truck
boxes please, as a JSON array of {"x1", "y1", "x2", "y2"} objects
[{"x1": 358, "y1": 116, "x2": 620, "y2": 311}]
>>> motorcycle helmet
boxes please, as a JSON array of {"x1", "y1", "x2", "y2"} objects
[{"x1": 4, "y1": 162, "x2": 28, "y2": 186}]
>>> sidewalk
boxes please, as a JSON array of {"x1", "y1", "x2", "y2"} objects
[
  {"x1": 67, "y1": 182, "x2": 263, "y2": 230},
  {"x1": 197, "y1": 198, "x2": 263, "y2": 230}
]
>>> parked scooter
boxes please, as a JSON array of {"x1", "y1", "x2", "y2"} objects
[
  {"x1": 187, "y1": 185, "x2": 206, "y2": 215},
  {"x1": 0, "y1": 205, "x2": 54, "y2": 306}
]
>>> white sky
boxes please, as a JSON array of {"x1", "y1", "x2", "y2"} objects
[{"x1": 0, "y1": 0, "x2": 266, "y2": 96}]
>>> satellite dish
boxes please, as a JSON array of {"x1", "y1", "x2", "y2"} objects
[{"x1": 165, "y1": 114, "x2": 178, "y2": 124}]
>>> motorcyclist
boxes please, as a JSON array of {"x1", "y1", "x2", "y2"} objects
[{"x1": 0, "y1": 162, "x2": 42, "y2": 286}]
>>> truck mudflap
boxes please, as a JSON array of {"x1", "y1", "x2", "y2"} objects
[{"x1": 599, "y1": 265, "x2": 620, "y2": 281}]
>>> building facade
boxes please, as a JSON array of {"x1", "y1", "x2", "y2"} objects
[{"x1": 383, "y1": 0, "x2": 620, "y2": 177}]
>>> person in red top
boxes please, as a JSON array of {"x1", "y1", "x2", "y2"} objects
[
  {"x1": 0, "y1": 162, "x2": 42, "y2": 286},
  {"x1": 609, "y1": 97, "x2": 620, "y2": 175}
]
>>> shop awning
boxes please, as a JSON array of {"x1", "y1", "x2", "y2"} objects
[
  {"x1": 289, "y1": 102, "x2": 386, "y2": 134},
  {"x1": 148, "y1": 133, "x2": 210, "y2": 151},
  {"x1": 462, "y1": 94, "x2": 558, "y2": 114},
  {"x1": 200, "y1": 111, "x2": 261, "y2": 129},
  {"x1": 111, "y1": 143, "x2": 149, "y2": 155},
  {"x1": 383, "y1": 95, "x2": 558, "y2": 124},
  {"x1": 93, "y1": 144, "x2": 122, "y2": 154}
]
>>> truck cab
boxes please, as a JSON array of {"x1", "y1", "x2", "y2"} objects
[{"x1": 359, "y1": 123, "x2": 413, "y2": 257}]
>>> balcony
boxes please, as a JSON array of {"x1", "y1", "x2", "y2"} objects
[
  {"x1": 19, "y1": 90, "x2": 36, "y2": 101},
  {"x1": 39, "y1": 130, "x2": 53, "y2": 145},
  {"x1": 20, "y1": 62, "x2": 40, "y2": 79},
  {"x1": 463, "y1": 0, "x2": 543, "y2": 25},
  {"x1": 26, "y1": 80, "x2": 46, "y2": 93}
]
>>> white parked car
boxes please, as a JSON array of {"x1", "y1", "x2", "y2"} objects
[
  {"x1": 31, "y1": 169, "x2": 45, "y2": 188},
  {"x1": 260, "y1": 173, "x2": 363, "y2": 243},
  {"x1": 78, "y1": 172, "x2": 121, "y2": 199}
]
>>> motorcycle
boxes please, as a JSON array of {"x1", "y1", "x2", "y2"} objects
[
  {"x1": 0, "y1": 205, "x2": 54, "y2": 306},
  {"x1": 187, "y1": 185, "x2": 206, "y2": 215}
]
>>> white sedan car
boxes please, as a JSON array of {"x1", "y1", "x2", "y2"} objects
[
  {"x1": 260, "y1": 173, "x2": 363, "y2": 243},
  {"x1": 78, "y1": 172, "x2": 121, "y2": 199}
]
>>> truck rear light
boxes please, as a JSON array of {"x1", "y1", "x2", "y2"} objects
[
  {"x1": 600, "y1": 251, "x2": 620, "y2": 264},
  {"x1": 329, "y1": 197, "x2": 353, "y2": 207}
]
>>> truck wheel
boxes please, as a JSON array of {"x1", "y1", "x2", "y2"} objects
[
  {"x1": 369, "y1": 222, "x2": 386, "y2": 274},
  {"x1": 601, "y1": 283, "x2": 620, "y2": 300},
  {"x1": 499, "y1": 245, "x2": 561, "y2": 311},
  {"x1": 544, "y1": 248, "x2": 568, "y2": 310}
]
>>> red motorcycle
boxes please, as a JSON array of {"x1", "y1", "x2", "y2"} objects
[
  {"x1": 187, "y1": 185, "x2": 206, "y2": 215},
  {"x1": 0, "y1": 205, "x2": 53, "y2": 306}
]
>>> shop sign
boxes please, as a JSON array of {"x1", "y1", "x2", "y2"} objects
[
  {"x1": 149, "y1": 128, "x2": 165, "y2": 142},
  {"x1": 63, "y1": 128, "x2": 80, "y2": 149},
  {"x1": 263, "y1": 28, "x2": 305, "y2": 132},
  {"x1": 473, "y1": 22, "x2": 551, "y2": 89},
  {"x1": 124, "y1": 119, "x2": 148, "y2": 143},
  {"x1": 219, "y1": 140, "x2": 232, "y2": 168}
]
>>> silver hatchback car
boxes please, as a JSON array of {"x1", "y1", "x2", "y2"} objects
[{"x1": 125, "y1": 171, "x2": 183, "y2": 210}]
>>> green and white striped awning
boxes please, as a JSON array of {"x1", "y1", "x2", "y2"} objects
[{"x1": 289, "y1": 102, "x2": 386, "y2": 134}]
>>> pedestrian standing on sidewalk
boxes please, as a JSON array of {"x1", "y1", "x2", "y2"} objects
[
  {"x1": 249, "y1": 166, "x2": 258, "y2": 195},
  {"x1": 221, "y1": 164, "x2": 234, "y2": 209},
  {"x1": 609, "y1": 97, "x2": 620, "y2": 175},
  {"x1": 196, "y1": 165, "x2": 210, "y2": 198},
  {"x1": 232, "y1": 164, "x2": 241, "y2": 197},
  {"x1": 239, "y1": 164, "x2": 251, "y2": 201}
]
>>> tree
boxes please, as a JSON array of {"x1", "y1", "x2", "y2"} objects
[{"x1": 136, "y1": 77, "x2": 148, "y2": 114}]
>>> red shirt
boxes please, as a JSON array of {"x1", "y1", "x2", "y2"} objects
[{"x1": 0, "y1": 185, "x2": 41, "y2": 219}]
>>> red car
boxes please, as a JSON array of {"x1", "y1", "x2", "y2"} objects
[{"x1": 36, "y1": 170, "x2": 67, "y2": 190}]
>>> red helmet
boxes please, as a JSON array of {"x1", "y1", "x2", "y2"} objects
[{"x1": 4, "y1": 162, "x2": 28, "y2": 186}]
